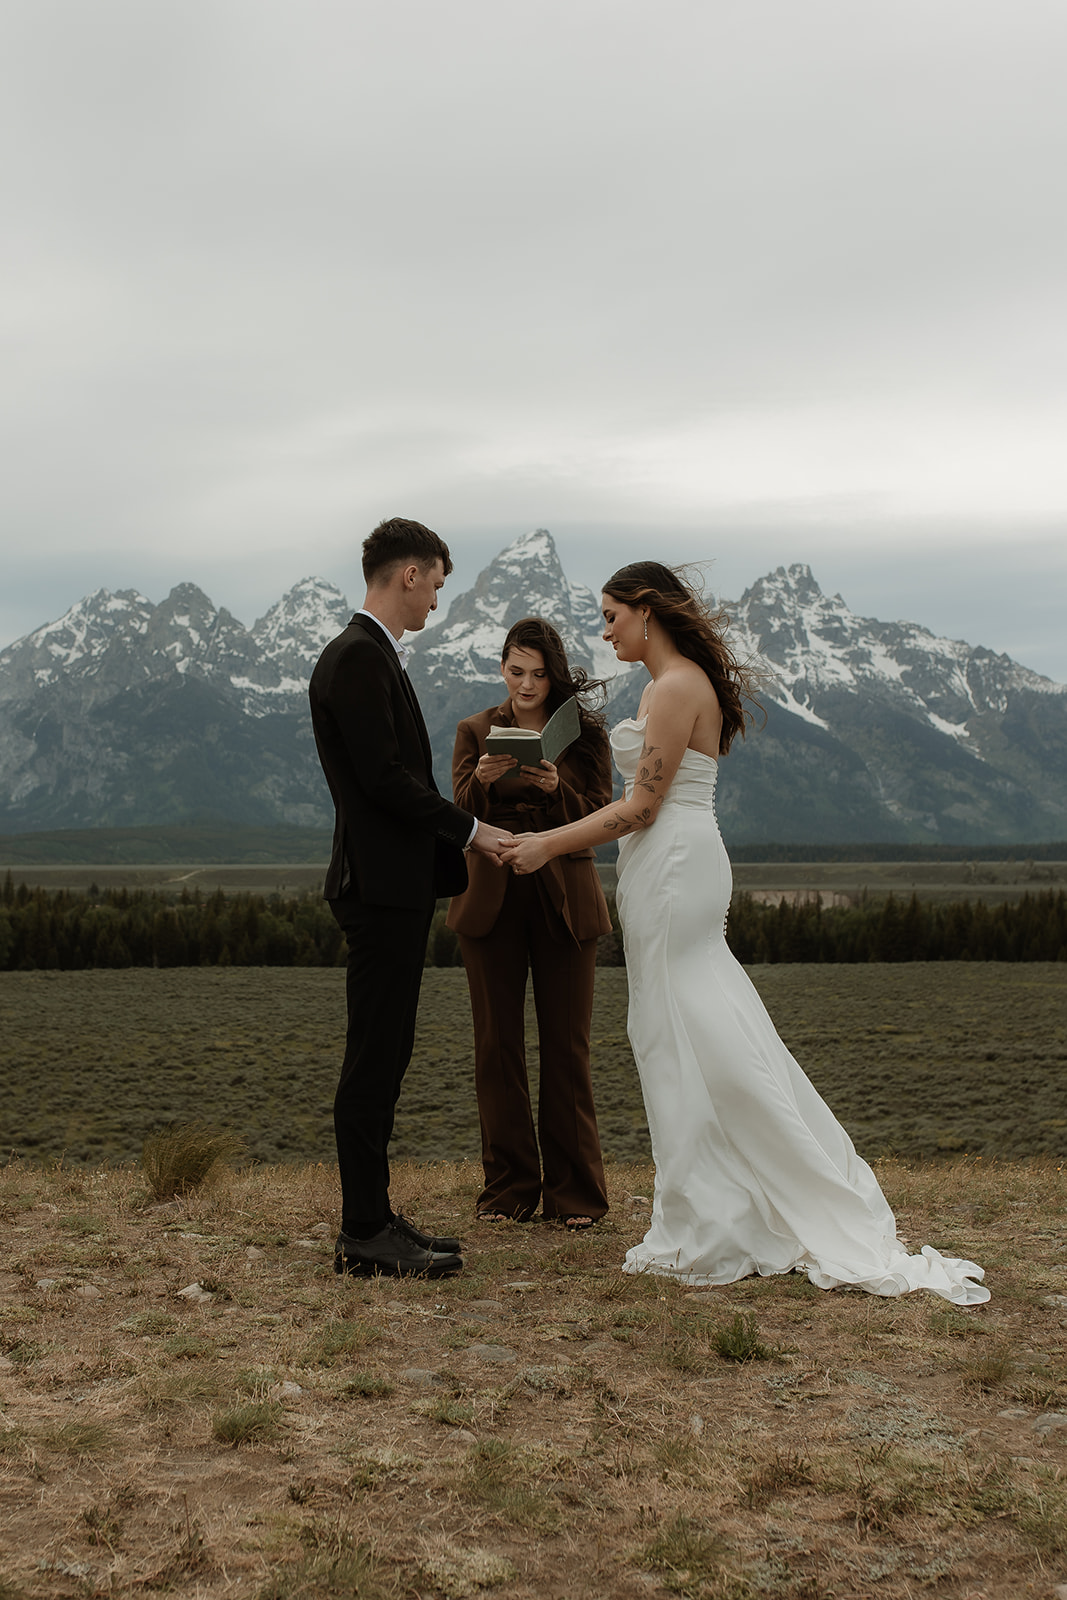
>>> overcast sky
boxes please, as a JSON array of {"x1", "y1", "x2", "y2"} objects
[{"x1": 3, "y1": 0, "x2": 1066, "y2": 679}]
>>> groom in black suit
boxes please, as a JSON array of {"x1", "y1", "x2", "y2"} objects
[{"x1": 309, "y1": 518, "x2": 514, "y2": 1277}]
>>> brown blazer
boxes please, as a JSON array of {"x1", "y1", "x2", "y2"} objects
[{"x1": 446, "y1": 701, "x2": 613, "y2": 942}]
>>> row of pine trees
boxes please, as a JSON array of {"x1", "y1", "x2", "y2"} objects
[{"x1": 1, "y1": 877, "x2": 1064, "y2": 969}]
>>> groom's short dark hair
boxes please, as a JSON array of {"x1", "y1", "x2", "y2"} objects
[{"x1": 362, "y1": 518, "x2": 453, "y2": 583}]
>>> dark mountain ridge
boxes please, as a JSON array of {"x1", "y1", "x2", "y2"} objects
[{"x1": 1, "y1": 531, "x2": 1063, "y2": 845}]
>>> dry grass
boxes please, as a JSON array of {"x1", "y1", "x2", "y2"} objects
[
  {"x1": 141, "y1": 1120, "x2": 247, "y2": 1200},
  {"x1": 0, "y1": 1155, "x2": 1065, "y2": 1597}
]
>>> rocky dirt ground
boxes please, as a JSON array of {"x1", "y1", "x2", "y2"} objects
[{"x1": 1, "y1": 1155, "x2": 1066, "y2": 1599}]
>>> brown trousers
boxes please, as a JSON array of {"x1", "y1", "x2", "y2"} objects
[{"x1": 458, "y1": 873, "x2": 608, "y2": 1221}]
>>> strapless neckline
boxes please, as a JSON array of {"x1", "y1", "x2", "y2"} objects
[{"x1": 613, "y1": 716, "x2": 718, "y2": 766}]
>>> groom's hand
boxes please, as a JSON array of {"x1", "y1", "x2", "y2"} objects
[{"x1": 469, "y1": 822, "x2": 516, "y2": 865}]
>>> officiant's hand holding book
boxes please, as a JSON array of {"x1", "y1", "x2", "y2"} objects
[{"x1": 484, "y1": 696, "x2": 580, "y2": 768}]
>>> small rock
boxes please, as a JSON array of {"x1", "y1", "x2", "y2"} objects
[
  {"x1": 1043, "y1": 1294, "x2": 1067, "y2": 1309},
  {"x1": 179, "y1": 1231, "x2": 207, "y2": 1241},
  {"x1": 469, "y1": 1299, "x2": 506, "y2": 1313},
  {"x1": 246, "y1": 1246, "x2": 265, "y2": 1261},
  {"x1": 292, "y1": 1238, "x2": 322, "y2": 1250},
  {"x1": 452, "y1": 1428, "x2": 477, "y2": 1446},
  {"x1": 35, "y1": 1279, "x2": 59, "y2": 1291},
  {"x1": 997, "y1": 1408, "x2": 1030, "y2": 1420},
  {"x1": 0, "y1": 1356, "x2": 15, "y2": 1373},
  {"x1": 402, "y1": 1368, "x2": 445, "y2": 1386},
  {"x1": 1053, "y1": 1585, "x2": 1067, "y2": 1600},
  {"x1": 627, "y1": 1194, "x2": 650, "y2": 1206},
  {"x1": 690, "y1": 1414, "x2": 704, "y2": 1436},
  {"x1": 309, "y1": 1222, "x2": 332, "y2": 1239},
  {"x1": 504, "y1": 1281, "x2": 537, "y2": 1292},
  {"x1": 176, "y1": 1282, "x2": 214, "y2": 1304},
  {"x1": 75, "y1": 1284, "x2": 101, "y2": 1300},
  {"x1": 276, "y1": 1381, "x2": 303, "y2": 1399},
  {"x1": 1032, "y1": 1412, "x2": 1067, "y2": 1437},
  {"x1": 468, "y1": 1343, "x2": 517, "y2": 1364},
  {"x1": 521, "y1": 1364, "x2": 576, "y2": 1393}
]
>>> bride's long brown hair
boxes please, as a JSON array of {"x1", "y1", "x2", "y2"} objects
[{"x1": 601, "y1": 562, "x2": 762, "y2": 754}]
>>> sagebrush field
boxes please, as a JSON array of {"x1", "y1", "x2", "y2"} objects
[{"x1": 2, "y1": 965, "x2": 1064, "y2": 1169}]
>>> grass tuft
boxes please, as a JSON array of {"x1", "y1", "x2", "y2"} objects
[
  {"x1": 212, "y1": 1400, "x2": 281, "y2": 1446},
  {"x1": 37, "y1": 1420, "x2": 111, "y2": 1457},
  {"x1": 460, "y1": 1438, "x2": 558, "y2": 1529},
  {"x1": 339, "y1": 1371, "x2": 394, "y2": 1399},
  {"x1": 162, "y1": 1333, "x2": 216, "y2": 1360},
  {"x1": 640, "y1": 1514, "x2": 743, "y2": 1598},
  {"x1": 141, "y1": 1120, "x2": 245, "y2": 1200},
  {"x1": 1018, "y1": 1489, "x2": 1067, "y2": 1555},
  {"x1": 738, "y1": 1449, "x2": 815, "y2": 1508},
  {"x1": 959, "y1": 1346, "x2": 1015, "y2": 1393},
  {"x1": 257, "y1": 1538, "x2": 398, "y2": 1600},
  {"x1": 711, "y1": 1311, "x2": 777, "y2": 1363},
  {"x1": 300, "y1": 1318, "x2": 382, "y2": 1367}
]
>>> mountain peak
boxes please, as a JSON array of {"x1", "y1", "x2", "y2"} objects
[
  {"x1": 252, "y1": 577, "x2": 352, "y2": 677},
  {"x1": 409, "y1": 528, "x2": 618, "y2": 687},
  {"x1": 496, "y1": 527, "x2": 558, "y2": 564}
]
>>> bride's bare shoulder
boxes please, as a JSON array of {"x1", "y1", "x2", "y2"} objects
[{"x1": 660, "y1": 659, "x2": 720, "y2": 707}]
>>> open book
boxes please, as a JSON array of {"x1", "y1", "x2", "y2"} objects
[{"x1": 485, "y1": 696, "x2": 581, "y2": 768}]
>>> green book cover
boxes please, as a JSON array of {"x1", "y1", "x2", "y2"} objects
[{"x1": 485, "y1": 696, "x2": 581, "y2": 767}]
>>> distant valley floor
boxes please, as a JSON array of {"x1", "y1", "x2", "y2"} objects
[
  {"x1": 5, "y1": 856, "x2": 1065, "y2": 904},
  {"x1": 1, "y1": 964, "x2": 1064, "y2": 1171}
]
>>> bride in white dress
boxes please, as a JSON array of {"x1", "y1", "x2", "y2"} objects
[{"x1": 501, "y1": 562, "x2": 988, "y2": 1305}]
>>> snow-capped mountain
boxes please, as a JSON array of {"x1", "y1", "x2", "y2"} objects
[
  {"x1": 0, "y1": 534, "x2": 1063, "y2": 842},
  {"x1": 726, "y1": 565, "x2": 1066, "y2": 841},
  {"x1": 406, "y1": 529, "x2": 629, "y2": 764},
  {"x1": 0, "y1": 576, "x2": 353, "y2": 830},
  {"x1": 732, "y1": 563, "x2": 1059, "y2": 736}
]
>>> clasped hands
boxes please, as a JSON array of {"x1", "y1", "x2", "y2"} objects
[{"x1": 470, "y1": 824, "x2": 549, "y2": 874}]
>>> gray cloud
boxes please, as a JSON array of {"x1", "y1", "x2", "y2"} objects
[{"x1": 1, "y1": 0, "x2": 1065, "y2": 680}]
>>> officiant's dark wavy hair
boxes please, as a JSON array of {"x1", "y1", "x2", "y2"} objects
[
  {"x1": 601, "y1": 562, "x2": 763, "y2": 755},
  {"x1": 501, "y1": 618, "x2": 608, "y2": 754}
]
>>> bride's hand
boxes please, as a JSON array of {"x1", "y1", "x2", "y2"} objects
[{"x1": 501, "y1": 834, "x2": 552, "y2": 875}]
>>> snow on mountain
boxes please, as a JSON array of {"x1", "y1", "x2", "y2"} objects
[
  {"x1": 409, "y1": 528, "x2": 621, "y2": 692},
  {"x1": 0, "y1": 541, "x2": 1063, "y2": 841},
  {"x1": 251, "y1": 578, "x2": 352, "y2": 681},
  {"x1": 733, "y1": 563, "x2": 1065, "y2": 745},
  {"x1": 0, "y1": 589, "x2": 155, "y2": 696}
]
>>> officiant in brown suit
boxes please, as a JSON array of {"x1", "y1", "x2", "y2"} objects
[{"x1": 447, "y1": 617, "x2": 612, "y2": 1230}]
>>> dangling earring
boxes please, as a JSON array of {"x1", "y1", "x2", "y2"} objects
[{"x1": 643, "y1": 613, "x2": 648, "y2": 641}]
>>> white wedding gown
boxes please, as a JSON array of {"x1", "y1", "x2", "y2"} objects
[{"x1": 612, "y1": 719, "x2": 988, "y2": 1303}]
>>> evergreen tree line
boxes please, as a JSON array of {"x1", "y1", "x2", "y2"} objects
[
  {"x1": 0, "y1": 882, "x2": 346, "y2": 971},
  {"x1": 724, "y1": 889, "x2": 1067, "y2": 964},
  {"x1": 1, "y1": 877, "x2": 1064, "y2": 970}
]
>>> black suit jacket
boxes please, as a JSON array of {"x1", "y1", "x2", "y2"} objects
[{"x1": 309, "y1": 615, "x2": 472, "y2": 908}]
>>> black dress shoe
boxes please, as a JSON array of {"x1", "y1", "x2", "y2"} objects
[
  {"x1": 392, "y1": 1211, "x2": 463, "y2": 1254},
  {"x1": 334, "y1": 1224, "x2": 462, "y2": 1279}
]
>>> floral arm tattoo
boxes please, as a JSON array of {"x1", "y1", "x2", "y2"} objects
[{"x1": 601, "y1": 739, "x2": 667, "y2": 836}]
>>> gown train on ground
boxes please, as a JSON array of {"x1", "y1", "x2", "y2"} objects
[{"x1": 611, "y1": 718, "x2": 988, "y2": 1305}]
